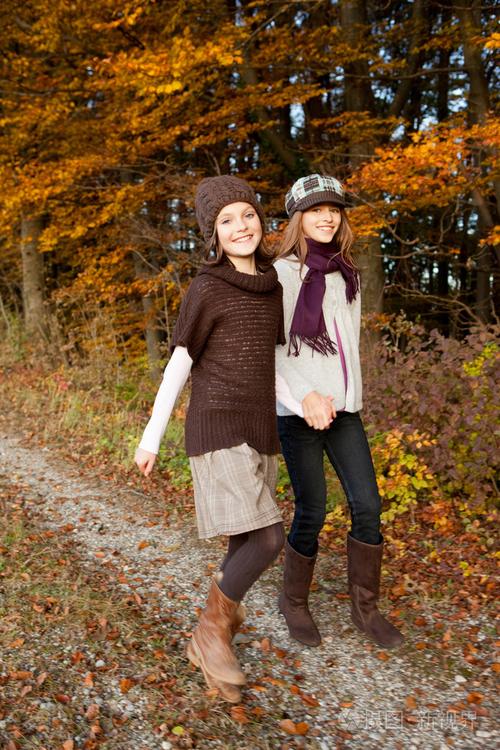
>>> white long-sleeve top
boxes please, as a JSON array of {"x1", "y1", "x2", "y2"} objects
[
  {"x1": 275, "y1": 256, "x2": 363, "y2": 416},
  {"x1": 138, "y1": 346, "x2": 303, "y2": 455}
]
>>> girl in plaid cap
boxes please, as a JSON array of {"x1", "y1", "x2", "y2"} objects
[
  {"x1": 135, "y1": 175, "x2": 300, "y2": 703},
  {"x1": 275, "y1": 174, "x2": 404, "y2": 649}
]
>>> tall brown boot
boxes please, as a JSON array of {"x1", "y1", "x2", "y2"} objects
[
  {"x1": 347, "y1": 534, "x2": 404, "y2": 649},
  {"x1": 192, "y1": 576, "x2": 247, "y2": 704},
  {"x1": 186, "y1": 579, "x2": 246, "y2": 686},
  {"x1": 278, "y1": 539, "x2": 321, "y2": 647}
]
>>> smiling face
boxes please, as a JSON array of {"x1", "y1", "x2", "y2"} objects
[
  {"x1": 301, "y1": 203, "x2": 342, "y2": 244},
  {"x1": 215, "y1": 201, "x2": 263, "y2": 262}
]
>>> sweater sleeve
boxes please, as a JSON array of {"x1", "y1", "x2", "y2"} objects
[
  {"x1": 170, "y1": 277, "x2": 216, "y2": 362},
  {"x1": 138, "y1": 346, "x2": 193, "y2": 454}
]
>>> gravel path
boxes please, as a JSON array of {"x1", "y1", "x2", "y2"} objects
[{"x1": 0, "y1": 434, "x2": 497, "y2": 749}]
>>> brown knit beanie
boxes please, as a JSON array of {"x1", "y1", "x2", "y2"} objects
[{"x1": 195, "y1": 175, "x2": 266, "y2": 244}]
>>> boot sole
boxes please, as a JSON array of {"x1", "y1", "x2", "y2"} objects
[
  {"x1": 186, "y1": 637, "x2": 246, "y2": 686},
  {"x1": 350, "y1": 615, "x2": 404, "y2": 649},
  {"x1": 278, "y1": 604, "x2": 322, "y2": 647},
  {"x1": 186, "y1": 642, "x2": 242, "y2": 703}
]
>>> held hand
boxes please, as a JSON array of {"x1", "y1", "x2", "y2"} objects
[
  {"x1": 302, "y1": 391, "x2": 336, "y2": 430},
  {"x1": 134, "y1": 447, "x2": 157, "y2": 477}
]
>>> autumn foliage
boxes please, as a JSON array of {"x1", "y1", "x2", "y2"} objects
[{"x1": 0, "y1": 0, "x2": 497, "y2": 358}]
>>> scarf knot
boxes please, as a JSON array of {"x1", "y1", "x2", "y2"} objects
[{"x1": 288, "y1": 238, "x2": 359, "y2": 357}]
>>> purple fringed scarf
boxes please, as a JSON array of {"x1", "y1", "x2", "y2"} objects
[{"x1": 288, "y1": 238, "x2": 360, "y2": 357}]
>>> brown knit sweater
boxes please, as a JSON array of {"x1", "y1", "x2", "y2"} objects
[{"x1": 171, "y1": 262, "x2": 285, "y2": 457}]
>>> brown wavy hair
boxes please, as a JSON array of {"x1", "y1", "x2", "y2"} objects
[{"x1": 278, "y1": 208, "x2": 357, "y2": 273}]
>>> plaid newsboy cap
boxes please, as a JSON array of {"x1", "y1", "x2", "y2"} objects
[{"x1": 285, "y1": 174, "x2": 349, "y2": 217}]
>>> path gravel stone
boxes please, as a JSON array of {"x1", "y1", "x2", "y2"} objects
[{"x1": 0, "y1": 434, "x2": 497, "y2": 749}]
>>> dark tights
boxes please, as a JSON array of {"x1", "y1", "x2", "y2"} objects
[{"x1": 218, "y1": 521, "x2": 285, "y2": 601}]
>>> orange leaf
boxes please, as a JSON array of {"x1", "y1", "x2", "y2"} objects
[
  {"x1": 138, "y1": 540, "x2": 150, "y2": 550},
  {"x1": 85, "y1": 704, "x2": 99, "y2": 721},
  {"x1": 279, "y1": 719, "x2": 298, "y2": 734},
  {"x1": 55, "y1": 693, "x2": 71, "y2": 704},
  {"x1": 119, "y1": 678, "x2": 134, "y2": 694},
  {"x1": 405, "y1": 695, "x2": 417, "y2": 710},
  {"x1": 492, "y1": 663, "x2": 500, "y2": 673},
  {"x1": 10, "y1": 671, "x2": 33, "y2": 681},
  {"x1": 415, "y1": 642, "x2": 427, "y2": 650},
  {"x1": 231, "y1": 705, "x2": 250, "y2": 724},
  {"x1": 9, "y1": 638, "x2": 25, "y2": 648},
  {"x1": 260, "y1": 637, "x2": 271, "y2": 652},
  {"x1": 340, "y1": 701, "x2": 354, "y2": 708},
  {"x1": 83, "y1": 673, "x2": 94, "y2": 687},
  {"x1": 377, "y1": 651, "x2": 390, "y2": 661},
  {"x1": 295, "y1": 721, "x2": 309, "y2": 735},
  {"x1": 301, "y1": 693, "x2": 319, "y2": 708},
  {"x1": 467, "y1": 692, "x2": 483, "y2": 705}
]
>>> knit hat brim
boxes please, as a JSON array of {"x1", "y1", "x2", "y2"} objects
[
  {"x1": 288, "y1": 189, "x2": 349, "y2": 216},
  {"x1": 195, "y1": 175, "x2": 266, "y2": 244}
]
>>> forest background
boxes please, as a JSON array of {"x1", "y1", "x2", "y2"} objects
[{"x1": 0, "y1": 1, "x2": 498, "y2": 601}]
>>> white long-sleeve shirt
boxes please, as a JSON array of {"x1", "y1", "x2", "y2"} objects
[
  {"x1": 275, "y1": 256, "x2": 363, "y2": 416},
  {"x1": 138, "y1": 346, "x2": 303, "y2": 455}
]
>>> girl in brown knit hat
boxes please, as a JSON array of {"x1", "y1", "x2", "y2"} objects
[{"x1": 135, "y1": 175, "x2": 298, "y2": 703}]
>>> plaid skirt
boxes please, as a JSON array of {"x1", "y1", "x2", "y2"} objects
[{"x1": 189, "y1": 443, "x2": 282, "y2": 539}]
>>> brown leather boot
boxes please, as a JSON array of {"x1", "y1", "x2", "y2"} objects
[
  {"x1": 278, "y1": 539, "x2": 321, "y2": 647},
  {"x1": 186, "y1": 579, "x2": 246, "y2": 686},
  {"x1": 194, "y1": 600, "x2": 246, "y2": 704},
  {"x1": 347, "y1": 534, "x2": 404, "y2": 649},
  {"x1": 191, "y1": 577, "x2": 247, "y2": 704}
]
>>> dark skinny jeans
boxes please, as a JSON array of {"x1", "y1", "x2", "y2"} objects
[{"x1": 278, "y1": 411, "x2": 381, "y2": 557}]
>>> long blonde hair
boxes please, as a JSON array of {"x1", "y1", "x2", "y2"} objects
[{"x1": 278, "y1": 208, "x2": 357, "y2": 274}]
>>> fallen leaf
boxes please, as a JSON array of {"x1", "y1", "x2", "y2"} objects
[
  {"x1": 119, "y1": 678, "x2": 134, "y2": 694},
  {"x1": 295, "y1": 721, "x2": 309, "y2": 735},
  {"x1": 279, "y1": 719, "x2": 298, "y2": 734},
  {"x1": 85, "y1": 704, "x2": 99, "y2": 721},
  {"x1": 10, "y1": 671, "x2": 33, "y2": 681},
  {"x1": 54, "y1": 693, "x2": 71, "y2": 704},
  {"x1": 230, "y1": 706, "x2": 250, "y2": 724},
  {"x1": 467, "y1": 692, "x2": 483, "y2": 705},
  {"x1": 260, "y1": 637, "x2": 271, "y2": 652},
  {"x1": 405, "y1": 695, "x2": 417, "y2": 710},
  {"x1": 301, "y1": 693, "x2": 319, "y2": 708},
  {"x1": 377, "y1": 651, "x2": 390, "y2": 661},
  {"x1": 138, "y1": 540, "x2": 150, "y2": 550}
]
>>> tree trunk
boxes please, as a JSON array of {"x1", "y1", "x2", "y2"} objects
[
  {"x1": 133, "y1": 251, "x2": 162, "y2": 382},
  {"x1": 455, "y1": 0, "x2": 497, "y2": 321},
  {"x1": 21, "y1": 214, "x2": 47, "y2": 343},
  {"x1": 340, "y1": 0, "x2": 384, "y2": 316}
]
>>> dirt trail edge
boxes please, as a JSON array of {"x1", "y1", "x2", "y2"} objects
[{"x1": 0, "y1": 434, "x2": 497, "y2": 750}]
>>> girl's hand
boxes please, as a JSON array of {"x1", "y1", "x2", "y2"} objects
[
  {"x1": 302, "y1": 391, "x2": 336, "y2": 430},
  {"x1": 135, "y1": 447, "x2": 157, "y2": 477}
]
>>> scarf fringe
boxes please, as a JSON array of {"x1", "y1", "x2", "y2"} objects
[{"x1": 288, "y1": 331, "x2": 337, "y2": 357}]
